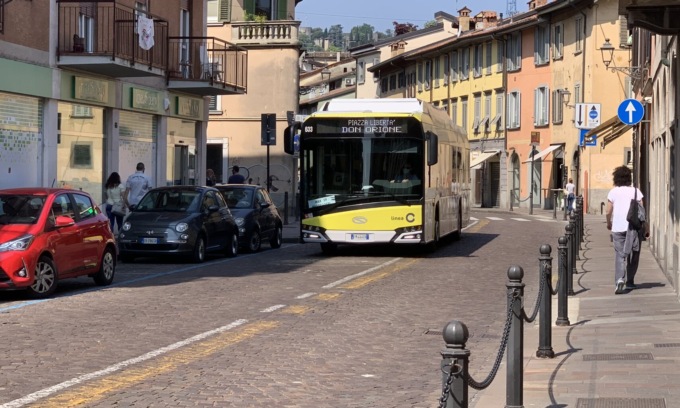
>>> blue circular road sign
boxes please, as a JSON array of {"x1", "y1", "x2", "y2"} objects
[{"x1": 617, "y1": 99, "x2": 644, "y2": 126}]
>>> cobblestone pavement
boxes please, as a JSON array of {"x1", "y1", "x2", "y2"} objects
[{"x1": 0, "y1": 211, "x2": 566, "y2": 407}]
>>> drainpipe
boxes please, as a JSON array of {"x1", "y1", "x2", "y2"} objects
[
  {"x1": 492, "y1": 32, "x2": 509, "y2": 209},
  {"x1": 568, "y1": 0, "x2": 587, "y2": 209}
]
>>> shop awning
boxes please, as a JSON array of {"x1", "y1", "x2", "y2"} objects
[
  {"x1": 522, "y1": 144, "x2": 562, "y2": 163},
  {"x1": 584, "y1": 115, "x2": 632, "y2": 148},
  {"x1": 470, "y1": 150, "x2": 500, "y2": 169}
]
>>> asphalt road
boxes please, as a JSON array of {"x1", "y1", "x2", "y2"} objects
[{"x1": 0, "y1": 211, "x2": 566, "y2": 407}]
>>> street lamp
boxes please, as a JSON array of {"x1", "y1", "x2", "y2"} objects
[
  {"x1": 600, "y1": 38, "x2": 646, "y2": 79},
  {"x1": 560, "y1": 89, "x2": 571, "y2": 106}
]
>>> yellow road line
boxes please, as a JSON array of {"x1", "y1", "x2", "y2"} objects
[
  {"x1": 465, "y1": 219, "x2": 489, "y2": 234},
  {"x1": 340, "y1": 258, "x2": 418, "y2": 289},
  {"x1": 281, "y1": 305, "x2": 311, "y2": 315},
  {"x1": 315, "y1": 293, "x2": 342, "y2": 301},
  {"x1": 32, "y1": 321, "x2": 278, "y2": 407}
]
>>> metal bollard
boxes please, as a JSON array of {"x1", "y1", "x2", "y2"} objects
[
  {"x1": 575, "y1": 198, "x2": 583, "y2": 248},
  {"x1": 570, "y1": 213, "x2": 580, "y2": 261},
  {"x1": 579, "y1": 196, "x2": 585, "y2": 243},
  {"x1": 536, "y1": 244, "x2": 555, "y2": 358},
  {"x1": 556, "y1": 236, "x2": 571, "y2": 326},
  {"x1": 284, "y1": 191, "x2": 289, "y2": 225},
  {"x1": 565, "y1": 223, "x2": 575, "y2": 296},
  {"x1": 553, "y1": 192, "x2": 557, "y2": 219},
  {"x1": 507, "y1": 265, "x2": 525, "y2": 408},
  {"x1": 440, "y1": 321, "x2": 470, "y2": 408}
]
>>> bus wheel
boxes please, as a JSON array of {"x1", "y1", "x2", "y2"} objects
[
  {"x1": 452, "y1": 207, "x2": 462, "y2": 241},
  {"x1": 426, "y1": 218, "x2": 440, "y2": 252},
  {"x1": 320, "y1": 242, "x2": 337, "y2": 255}
]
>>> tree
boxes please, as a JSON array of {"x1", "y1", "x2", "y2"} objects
[
  {"x1": 393, "y1": 21, "x2": 418, "y2": 35},
  {"x1": 424, "y1": 20, "x2": 438, "y2": 28},
  {"x1": 349, "y1": 24, "x2": 375, "y2": 48},
  {"x1": 327, "y1": 24, "x2": 344, "y2": 49}
]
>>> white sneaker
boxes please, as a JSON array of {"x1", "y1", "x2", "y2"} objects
[{"x1": 615, "y1": 280, "x2": 625, "y2": 294}]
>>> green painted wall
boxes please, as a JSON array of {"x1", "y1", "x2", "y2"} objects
[{"x1": 0, "y1": 59, "x2": 53, "y2": 98}]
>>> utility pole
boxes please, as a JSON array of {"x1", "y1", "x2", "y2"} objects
[{"x1": 530, "y1": 144, "x2": 537, "y2": 215}]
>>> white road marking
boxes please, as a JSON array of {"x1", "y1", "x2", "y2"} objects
[
  {"x1": 296, "y1": 293, "x2": 316, "y2": 299},
  {"x1": 322, "y1": 258, "x2": 402, "y2": 289},
  {"x1": 470, "y1": 217, "x2": 479, "y2": 221},
  {"x1": 486, "y1": 217, "x2": 504, "y2": 221},
  {"x1": 511, "y1": 218, "x2": 530, "y2": 222},
  {"x1": 0, "y1": 319, "x2": 248, "y2": 408},
  {"x1": 260, "y1": 304, "x2": 286, "y2": 313}
]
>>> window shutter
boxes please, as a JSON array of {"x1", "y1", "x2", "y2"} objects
[
  {"x1": 534, "y1": 28, "x2": 539, "y2": 64},
  {"x1": 208, "y1": 96, "x2": 217, "y2": 111},
  {"x1": 277, "y1": 0, "x2": 288, "y2": 20},
  {"x1": 618, "y1": 16, "x2": 628, "y2": 47},
  {"x1": 517, "y1": 92, "x2": 521, "y2": 128},
  {"x1": 543, "y1": 87, "x2": 549, "y2": 125},
  {"x1": 219, "y1": 0, "x2": 231, "y2": 22}
]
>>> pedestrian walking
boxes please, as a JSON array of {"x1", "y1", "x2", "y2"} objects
[
  {"x1": 104, "y1": 172, "x2": 126, "y2": 233},
  {"x1": 565, "y1": 178, "x2": 576, "y2": 213},
  {"x1": 124, "y1": 162, "x2": 153, "y2": 210},
  {"x1": 227, "y1": 165, "x2": 246, "y2": 184},
  {"x1": 605, "y1": 166, "x2": 649, "y2": 294}
]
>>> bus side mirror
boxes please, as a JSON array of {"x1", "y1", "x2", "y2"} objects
[
  {"x1": 283, "y1": 122, "x2": 301, "y2": 155},
  {"x1": 426, "y1": 131, "x2": 438, "y2": 166}
]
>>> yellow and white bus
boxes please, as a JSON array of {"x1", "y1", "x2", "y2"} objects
[{"x1": 284, "y1": 98, "x2": 470, "y2": 253}]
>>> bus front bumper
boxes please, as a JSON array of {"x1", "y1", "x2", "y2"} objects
[{"x1": 301, "y1": 227, "x2": 423, "y2": 244}]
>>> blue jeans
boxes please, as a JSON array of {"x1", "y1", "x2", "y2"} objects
[
  {"x1": 567, "y1": 194, "x2": 575, "y2": 211},
  {"x1": 105, "y1": 204, "x2": 124, "y2": 233}
]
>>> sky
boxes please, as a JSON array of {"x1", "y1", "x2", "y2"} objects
[{"x1": 295, "y1": 0, "x2": 515, "y2": 33}]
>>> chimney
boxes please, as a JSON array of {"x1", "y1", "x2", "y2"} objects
[
  {"x1": 527, "y1": 0, "x2": 547, "y2": 10},
  {"x1": 458, "y1": 6, "x2": 471, "y2": 33}
]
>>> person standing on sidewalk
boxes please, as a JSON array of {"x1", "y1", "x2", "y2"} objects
[
  {"x1": 124, "y1": 162, "x2": 153, "y2": 210},
  {"x1": 565, "y1": 178, "x2": 576, "y2": 214},
  {"x1": 605, "y1": 166, "x2": 649, "y2": 294}
]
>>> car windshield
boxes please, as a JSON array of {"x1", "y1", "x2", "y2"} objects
[
  {"x1": 0, "y1": 194, "x2": 46, "y2": 225},
  {"x1": 135, "y1": 190, "x2": 200, "y2": 212},
  {"x1": 220, "y1": 188, "x2": 253, "y2": 209}
]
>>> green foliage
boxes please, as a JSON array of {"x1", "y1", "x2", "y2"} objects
[
  {"x1": 245, "y1": 12, "x2": 268, "y2": 23},
  {"x1": 424, "y1": 20, "x2": 437, "y2": 28}
]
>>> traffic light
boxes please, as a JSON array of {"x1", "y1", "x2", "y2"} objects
[{"x1": 261, "y1": 113, "x2": 276, "y2": 146}]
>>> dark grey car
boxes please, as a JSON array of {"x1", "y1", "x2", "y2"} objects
[
  {"x1": 214, "y1": 184, "x2": 283, "y2": 252},
  {"x1": 117, "y1": 186, "x2": 238, "y2": 263}
]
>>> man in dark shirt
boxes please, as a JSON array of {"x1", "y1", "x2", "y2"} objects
[{"x1": 227, "y1": 165, "x2": 245, "y2": 184}]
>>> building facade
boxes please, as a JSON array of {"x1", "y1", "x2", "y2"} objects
[{"x1": 0, "y1": 0, "x2": 242, "y2": 204}]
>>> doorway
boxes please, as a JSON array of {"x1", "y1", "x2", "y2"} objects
[{"x1": 169, "y1": 145, "x2": 196, "y2": 185}]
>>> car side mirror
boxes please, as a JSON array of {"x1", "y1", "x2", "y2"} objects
[
  {"x1": 55, "y1": 215, "x2": 75, "y2": 228},
  {"x1": 208, "y1": 205, "x2": 220, "y2": 213}
]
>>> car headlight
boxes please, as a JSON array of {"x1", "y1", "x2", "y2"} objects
[
  {"x1": 0, "y1": 234, "x2": 35, "y2": 252},
  {"x1": 176, "y1": 223, "x2": 189, "y2": 233},
  {"x1": 122, "y1": 222, "x2": 131, "y2": 231},
  {"x1": 235, "y1": 217, "x2": 245, "y2": 227}
]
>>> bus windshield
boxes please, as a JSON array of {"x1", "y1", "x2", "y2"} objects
[{"x1": 301, "y1": 135, "x2": 423, "y2": 212}]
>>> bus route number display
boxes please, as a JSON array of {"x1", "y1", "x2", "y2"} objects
[{"x1": 313, "y1": 119, "x2": 408, "y2": 134}]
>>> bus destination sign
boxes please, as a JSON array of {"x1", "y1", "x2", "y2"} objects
[{"x1": 314, "y1": 118, "x2": 408, "y2": 134}]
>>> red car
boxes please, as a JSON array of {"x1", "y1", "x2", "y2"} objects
[{"x1": 0, "y1": 188, "x2": 117, "y2": 298}]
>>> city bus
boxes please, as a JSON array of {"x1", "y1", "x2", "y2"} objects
[{"x1": 283, "y1": 98, "x2": 470, "y2": 253}]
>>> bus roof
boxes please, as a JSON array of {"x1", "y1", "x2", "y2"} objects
[{"x1": 319, "y1": 98, "x2": 425, "y2": 114}]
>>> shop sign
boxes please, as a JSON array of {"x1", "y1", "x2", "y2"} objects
[
  {"x1": 177, "y1": 96, "x2": 200, "y2": 118},
  {"x1": 73, "y1": 77, "x2": 108, "y2": 103},
  {"x1": 530, "y1": 131, "x2": 540, "y2": 144},
  {"x1": 131, "y1": 88, "x2": 160, "y2": 111}
]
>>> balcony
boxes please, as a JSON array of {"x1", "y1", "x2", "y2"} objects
[
  {"x1": 167, "y1": 37, "x2": 247, "y2": 96},
  {"x1": 230, "y1": 20, "x2": 300, "y2": 47},
  {"x1": 57, "y1": 1, "x2": 167, "y2": 77}
]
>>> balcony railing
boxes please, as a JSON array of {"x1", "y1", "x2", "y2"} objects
[
  {"x1": 167, "y1": 37, "x2": 247, "y2": 93},
  {"x1": 230, "y1": 20, "x2": 299, "y2": 46},
  {"x1": 57, "y1": 0, "x2": 168, "y2": 72}
]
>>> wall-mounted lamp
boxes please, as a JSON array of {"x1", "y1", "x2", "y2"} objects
[
  {"x1": 560, "y1": 88, "x2": 571, "y2": 106},
  {"x1": 600, "y1": 38, "x2": 646, "y2": 79}
]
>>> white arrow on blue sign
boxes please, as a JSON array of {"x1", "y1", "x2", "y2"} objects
[{"x1": 617, "y1": 99, "x2": 644, "y2": 126}]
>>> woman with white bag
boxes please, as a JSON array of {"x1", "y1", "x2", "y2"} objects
[{"x1": 105, "y1": 172, "x2": 126, "y2": 234}]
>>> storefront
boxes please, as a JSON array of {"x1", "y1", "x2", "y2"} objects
[{"x1": 166, "y1": 94, "x2": 202, "y2": 186}]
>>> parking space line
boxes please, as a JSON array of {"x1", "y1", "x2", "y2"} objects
[{"x1": 295, "y1": 292, "x2": 316, "y2": 299}]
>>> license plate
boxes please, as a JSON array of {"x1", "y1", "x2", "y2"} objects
[
  {"x1": 142, "y1": 237, "x2": 158, "y2": 244},
  {"x1": 348, "y1": 233, "x2": 370, "y2": 241}
]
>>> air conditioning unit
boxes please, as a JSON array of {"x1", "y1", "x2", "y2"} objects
[{"x1": 345, "y1": 78, "x2": 355, "y2": 85}]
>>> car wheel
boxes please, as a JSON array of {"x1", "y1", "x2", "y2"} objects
[
  {"x1": 27, "y1": 255, "x2": 58, "y2": 299},
  {"x1": 93, "y1": 247, "x2": 116, "y2": 286},
  {"x1": 246, "y1": 229, "x2": 261, "y2": 253},
  {"x1": 269, "y1": 225, "x2": 282, "y2": 249},
  {"x1": 192, "y1": 235, "x2": 206, "y2": 263},
  {"x1": 320, "y1": 242, "x2": 337, "y2": 255},
  {"x1": 225, "y1": 231, "x2": 238, "y2": 258}
]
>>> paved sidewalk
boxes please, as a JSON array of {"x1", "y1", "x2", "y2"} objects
[{"x1": 471, "y1": 209, "x2": 680, "y2": 408}]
